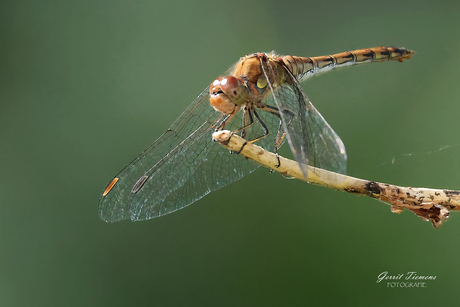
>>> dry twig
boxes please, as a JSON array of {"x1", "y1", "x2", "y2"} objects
[{"x1": 213, "y1": 130, "x2": 460, "y2": 229}]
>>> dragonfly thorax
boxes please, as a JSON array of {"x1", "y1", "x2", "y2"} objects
[{"x1": 210, "y1": 76, "x2": 248, "y2": 115}]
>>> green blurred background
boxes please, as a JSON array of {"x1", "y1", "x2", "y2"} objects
[{"x1": 2, "y1": 0, "x2": 460, "y2": 306}]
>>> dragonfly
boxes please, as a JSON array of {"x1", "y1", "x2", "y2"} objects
[{"x1": 99, "y1": 46, "x2": 414, "y2": 222}]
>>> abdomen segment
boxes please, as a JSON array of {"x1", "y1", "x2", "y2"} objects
[{"x1": 282, "y1": 46, "x2": 415, "y2": 82}]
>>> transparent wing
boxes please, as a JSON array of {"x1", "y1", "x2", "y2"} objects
[
  {"x1": 99, "y1": 86, "x2": 260, "y2": 222},
  {"x1": 260, "y1": 57, "x2": 347, "y2": 177}
]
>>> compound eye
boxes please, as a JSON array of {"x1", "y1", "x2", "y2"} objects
[{"x1": 220, "y1": 76, "x2": 239, "y2": 94}]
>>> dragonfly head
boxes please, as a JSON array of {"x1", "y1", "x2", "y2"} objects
[{"x1": 210, "y1": 76, "x2": 248, "y2": 115}]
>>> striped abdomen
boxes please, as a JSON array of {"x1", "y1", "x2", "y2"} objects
[{"x1": 282, "y1": 46, "x2": 415, "y2": 82}]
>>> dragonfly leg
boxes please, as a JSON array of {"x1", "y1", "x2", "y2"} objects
[
  {"x1": 219, "y1": 107, "x2": 263, "y2": 153},
  {"x1": 250, "y1": 108, "x2": 283, "y2": 169},
  {"x1": 274, "y1": 110, "x2": 296, "y2": 150},
  {"x1": 235, "y1": 140, "x2": 248, "y2": 154},
  {"x1": 257, "y1": 104, "x2": 296, "y2": 167},
  {"x1": 234, "y1": 106, "x2": 255, "y2": 138},
  {"x1": 257, "y1": 105, "x2": 295, "y2": 147},
  {"x1": 231, "y1": 108, "x2": 255, "y2": 154},
  {"x1": 216, "y1": 113, "x2": 234, "y2": 131},
  {"x1": 249, "y1": 109, "x2": 270, "y2": 143}
]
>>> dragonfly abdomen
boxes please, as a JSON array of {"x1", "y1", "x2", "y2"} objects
[{"x1": 282, "y1": 46, "x2": 415, "y2": 82}]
